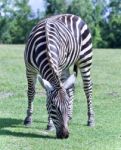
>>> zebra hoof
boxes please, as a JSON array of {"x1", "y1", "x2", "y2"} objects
[
  {"x1": 87, "y1": 121, "x2": 95, "y2": 127},
  {"x1": 24, "y1": 117, "x2": 32, "y2": 126},
  {"x1": 46, "y1": 125, "x2": 55, "y2": 131},
  {"x1": 69, "y1": 116, "x2": 72, "y2": 120}
]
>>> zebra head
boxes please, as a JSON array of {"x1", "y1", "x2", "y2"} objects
[{"x1": 38, "y1": 74, "x2": 76, "y2": 139}]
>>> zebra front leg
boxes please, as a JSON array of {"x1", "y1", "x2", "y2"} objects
[
  {"x1": 61, "y1": 68, "x2": 75, "y2": 120},
  {"x1": 66, "y1": 86, "x2": 74, "y2": 120},
  {"x1": 80, "y1": 68, "x2": 95, "y2": 127},
  {"x1": 24, "y1": 71, "x2": 37, "y2": 126},
  {"x1": 46, "y1": 115, "x2": 55, "y2": 131}
]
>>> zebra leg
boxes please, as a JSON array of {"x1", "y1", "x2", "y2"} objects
[
  {"x1": 61, "y1": 68, "x2": 74, "y2": 120},
  {"x1": 46, "y1": 115, "x2": 55, "y2": 131},
  {"x1": 24, "y1": 70, "x2": 37, "y2": 126},
  {"x1": 80, "y1": 68, "x2": 95, "y2": 127},
  {"x1": 66, "y1": 86, "x2": 74, "y2": 120}
]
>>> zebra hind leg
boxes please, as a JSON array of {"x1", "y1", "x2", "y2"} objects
[
  {"x1": 24, "y1": 70, "x2": 37, "y2": 126},
  {"x1": 38, "y1": 76, "x2": 55, "y2": 131},
  {"x1": 80, "y1": 68, "x2": 95, "y2": 127}
]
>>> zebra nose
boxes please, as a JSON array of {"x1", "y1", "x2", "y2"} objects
[{"x1": 56, "y1": 128, "x2": 69, "y2": 139}]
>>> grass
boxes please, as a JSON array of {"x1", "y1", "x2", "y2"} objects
[{"x1": 0, "y1": 44, "x2": 121, "y2": 150}]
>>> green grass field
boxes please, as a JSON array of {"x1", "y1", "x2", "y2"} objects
[{"x1": 0, "y1": 45, "x2": 121, "y2": 150}]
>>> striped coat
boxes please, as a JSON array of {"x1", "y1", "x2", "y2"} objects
[{"x1": 24, "y1": 14, "x2": 95, "y2": 139}]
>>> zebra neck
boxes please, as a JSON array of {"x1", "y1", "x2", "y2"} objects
[{"x1": 39, "y1": 51, "x2": 61, "y2": 89}]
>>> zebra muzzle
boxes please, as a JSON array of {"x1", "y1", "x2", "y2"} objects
[{"x1": 56, "y1": 127, "x2": 69, "y2": 139}]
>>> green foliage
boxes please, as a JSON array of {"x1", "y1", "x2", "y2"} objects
[
  {"x1": 100, "y1": 0, "x2": 121, "y2": 48},
  {"x1": 67, "y1": 0, "x2": 93, "y2": 20},
  {"x1": 0, "y1": 45, "x2": 121, "y2": 149},
  {"x1": 93, "y1": 25, "x2": 103, "y2": 48},
  {"x1": 67, "y1": 0, "x2": 94, "y2": 29},
  {"x1": 0, "y1": 18, "x2": 12, "y2": 43},
  {"x1": 0, "y1": 0, "x2": 40, "y2": 44},
  {"x1": 102, "y1": 15, "x2": 121, "y2": 48},
  {"x1": 109, "y1": 0, "x2": 121, "y2": 15},
  {"x1": 45, "y1": 0, "x2": 68, "y2": 16},
  {"x1": 9, "y1": 0, "x2": 32, "y2": 43},
  {"x1": 67, "y1": 0, "x2": 107, "y2": 48},
  {"x1": 0, "y1": 0, "x2": 121, "y2": 47}
]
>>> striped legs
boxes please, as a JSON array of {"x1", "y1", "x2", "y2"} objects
[
  {"x1": 46, "y1": 115, "x2": 55, "y2": 130},
  {"x1": 80, "y1": 67, "x2": 95, "y2": 127},
  {"x1": 66, "y1": 87, "x2": 74, "y2": 120},
  {"x1": 61, "y1": 68, "x2": 75, "y2": 120},
  {"x1": 24, "y1": 69, "x2": 37, "y2": 126}
]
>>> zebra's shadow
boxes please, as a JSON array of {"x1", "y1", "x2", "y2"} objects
[{"x1": 0, "y1": 118, "x2": 55, "y2": 139}]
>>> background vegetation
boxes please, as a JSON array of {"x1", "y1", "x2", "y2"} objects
[
  {"x1": 0, "y1": 45, "x2": 121, "y2": 150},
  {"x1": 0, "y1": 0, "x2": 121, "y2": 48},
  {"x1": 0, "y1": 1, "x2": 121, "y2": 149}
]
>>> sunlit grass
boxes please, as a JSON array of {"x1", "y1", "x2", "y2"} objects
[{"x1": 0, "y1": 45, "x2": 121, "y2": 150}]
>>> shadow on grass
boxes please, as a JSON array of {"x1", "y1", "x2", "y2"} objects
[
  {"x1": 0, "y1": 118, "x2": 23, "y2": 129},
  {"x1": 0, "y1": 129, "x2": 55, "y2": 139},
  {"x1": 0, "y1": 118, "x2": 55, "y2": 139}
]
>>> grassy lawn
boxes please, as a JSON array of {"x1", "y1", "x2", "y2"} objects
[{"x1": 0, "y1": 44, "x2": 121, "y2": 150}]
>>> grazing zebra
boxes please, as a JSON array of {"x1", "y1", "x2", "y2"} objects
[{"x1": 24, "y1": 14, "x2": 95, "y2": 139}]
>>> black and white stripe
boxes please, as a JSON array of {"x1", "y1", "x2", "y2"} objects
[{"x1": 24, "y1": 14, "x2": 95, "y2": 139}]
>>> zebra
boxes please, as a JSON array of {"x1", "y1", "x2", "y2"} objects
[{"x1": 24, "y1": 14, "x2": 95, "y2": 139}]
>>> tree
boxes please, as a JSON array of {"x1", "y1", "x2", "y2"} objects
[
  {"x1": 10, "y1": 0, "x2": 33, "y2": 43},
  {"x1": 67, "y1": 0, "x2": 94, "y2": 25},
  {"x1": 45, "y1": 0, "x2": 68, "y2": 16},
  {"x1": 109, "y1": 0, "x2": 121, "y2": 15},
  {"x1": 91, "y1": 0, "x2": 108, "y2": 48},
  {"x1": 101, "y1": 0, "x2": 121, "y2": 48},
  {"x1": 102, "y1": 15, "x2": 121, "y2": 48},
  {"x1": 0, "y1": 0, "x2": 40, "y2": 44},
  {"x1": 0, "y1": 0, "x2": 13, "y2": 43},
  {"x1": 67, "y1": 0, "x2": 105, "y2": 47}
]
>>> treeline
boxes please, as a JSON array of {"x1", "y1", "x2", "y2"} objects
[{"x1": 0, "y1": 0, "x2": 121, "y2": 48}]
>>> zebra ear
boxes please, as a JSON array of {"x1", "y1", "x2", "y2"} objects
[
  {"x1": 63, "y1": 73, "x2": 76, "y2": 90},
  {"x1": 38, "y1": 75, "x2": 53, "y2": 91}
]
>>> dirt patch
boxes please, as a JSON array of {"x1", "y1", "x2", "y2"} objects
[{"x1": 0, "y1": 92, "x2": 14, "y2": 99}]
